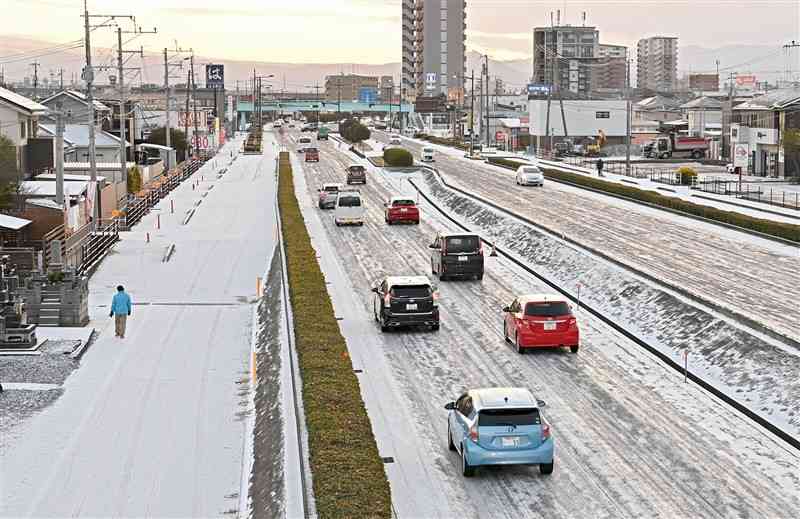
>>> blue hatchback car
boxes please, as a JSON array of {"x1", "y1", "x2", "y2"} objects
[{"x1": 445, "y1": 387, "x2": 554, "y2": 477}]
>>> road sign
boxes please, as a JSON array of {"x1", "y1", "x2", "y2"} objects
[
  {"x1": 733, "y1": 143, "x2": 749, "y2": 168},
  {"x1": 527, "y1": 83, "x2": 551, "y2": 96}
]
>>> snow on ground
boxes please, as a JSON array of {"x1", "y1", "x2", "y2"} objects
[
  {"x1": 373, "y1": 132, "x2": 800, "y2": 348},
  {"x1": 280, "y1": 129, "x2": 800, "y2": 518},
  {"x1": 0, "y1": 135, "x2": 278, "y2": 518}
]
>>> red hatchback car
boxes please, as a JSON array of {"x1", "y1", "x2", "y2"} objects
[
  {"x1": 384, "y1": 196, "x2": 420, "y2": 225},
  {"x1": 305, "y1": 147, "x2": 320, "y2": 162},
  {"x1": 503, "y1": 294, "x2": 579, "y2": 354}
]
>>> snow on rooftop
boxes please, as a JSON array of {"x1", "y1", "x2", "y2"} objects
[
  {"x1": 0, "y1": 213, "x2": 33, "y2": 230},
  {"x1": 21, "y1": 180, "x2": 88, "y2": 197},
  {"x1": 0, "y1": 86, "x2": 48, "y2": 114}
]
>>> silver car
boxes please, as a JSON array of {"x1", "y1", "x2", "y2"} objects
[{"x1": 515, "y1": 165, "x2": 545, "y2": 187}]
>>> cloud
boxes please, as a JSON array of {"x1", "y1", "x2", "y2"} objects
[{"x1": 467, "y1": 30, "x2": 531, "y2": 42}]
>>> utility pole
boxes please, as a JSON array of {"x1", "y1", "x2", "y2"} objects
[
  {"x1": 190, "y1": 53, "x2": 200, "y2": 156},
  {"x1": 625, "y1": 57, "x2": 632, "y2": 175},
  {"x1": 184, "y1": 68, "x2": 191, "y2": 153},
  {"x1": 59, "y1": 68, "x2": 64, "y2": 90},
  {"x1": 484, "y1": 54, "x2": 490, "y2": 147},
  {"x1": 783, "y1": 40, "x2": 800, "y2": 83},
  {"x1": 55, "y1": 102, "x2": 65, "y2": 208},
  {"x1": 82, "y1": 0, "x2": 98, "y2": 226},
  {"x1": 164, "y1": 48, "x2": 171, "y2": 169},
  {"x1": 30, "y1": 61, "x2": 39, "y2": 99}
]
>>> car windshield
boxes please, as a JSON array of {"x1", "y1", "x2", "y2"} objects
[
  {"x1": 338, "y1": 195, "x2": 361, "y2": 207},
  {"x1": 524, "y1": 301, "x2": 571, "y2": 317},
  {"x1": 391, "y1": 285, "x2": 431, "y2": 298},
  {"x1": 479, "y1": 408, "x2": 541, "y2": 426},
  {"x1": 392, "y1": 199, "x2": 415, "y2": 207},
  {"x1": 445, "y1": 235, "x2": 480, "y2": 253}
]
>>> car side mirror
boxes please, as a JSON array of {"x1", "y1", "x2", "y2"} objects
[
  {"x1": 444, "y1": 402, "x2": 455, "y2": 410},
  {"x1": 502, "y1": 306, "x2": 510, "y2": 312},
  {"x1": 429, "y1": 244, "x2": 439, "y2": 249},
  {"x1": 536, "y1": 399, "x2": 547, "y2": 408}
]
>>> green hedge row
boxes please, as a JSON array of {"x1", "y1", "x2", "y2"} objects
[
  {"x1": 383, "y1": 147, "x2": 413, "y2": 167},
  {"x1": 417, "y1": 133, "x2": 467, "y2": 150},
  {"x1": 277, "y1": 152, "x2": 391, "y2": 518},
  {"x1": 488, "y1": 157, "x2": 800, "y2": 243}
]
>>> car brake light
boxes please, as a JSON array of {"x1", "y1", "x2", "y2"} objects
[
  {"x1": 469, "y1": 423, "x2": 479, "y2": 442},
  {"x1": 542, "y1": 423, "x2": 551, "y2": 441},
  {"x1": 568, "y1": 317, "x2": 577, "y2": 330},
  {"x1": 432, "y1": 290, "x2": 439, "y2": 307}
]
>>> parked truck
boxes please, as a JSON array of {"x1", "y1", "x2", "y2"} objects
[
  {"x1": 643, "y1": 134, "x2": 708, "y2": 159},
  {"x1": 317, "y1": 126, "x2": 329, "y2": 140}
]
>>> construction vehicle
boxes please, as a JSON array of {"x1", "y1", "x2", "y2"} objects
[
  {"x1": 643, "y1": 133, "x2": 708, "y2": 159},
  {"x1": 584, "y1": 130, "x2": 607, "y2": 157}
]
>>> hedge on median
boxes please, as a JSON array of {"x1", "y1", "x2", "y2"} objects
[
  {"x1": 277, "y1": 152, "x2": 392, "y2": 519},
  {"x1": 383, "y1": 147, "x2": 413, "y2": 167},
  {"x1": 488, "y1": 157, "x2": 800, "y2": 243}
]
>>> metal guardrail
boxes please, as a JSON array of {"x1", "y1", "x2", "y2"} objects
[{"x1": 695, "y1": 179, "x2": 800, "y2": 211}]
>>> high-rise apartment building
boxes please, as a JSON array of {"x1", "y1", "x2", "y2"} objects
[
  {"x1": 402, "y1": 0, "x2": 467, "y2": 102},
  {"x1": 324, "y1": 75, "x2": 379, "y2": 103},
  {"x1": 532, "y1": 25, "x2": 599, "y2": 96},
  {"x1": 595, "y1": 44, "x2": 628, "y2": 92},
  {"x1": 636, "y1": 36, "x2": 678, "y2": 92}
]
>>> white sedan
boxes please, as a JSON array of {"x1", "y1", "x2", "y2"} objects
[{"x1": 515, "y1": 165, "x2": 545, "y2": 187}]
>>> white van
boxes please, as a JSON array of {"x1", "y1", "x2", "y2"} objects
[
  {"x1": 334, "y1": 190, "x2": 365, "y2": 226},
  {"x1": 421, "y1": 147, "x2": 435, "y2": 162}
]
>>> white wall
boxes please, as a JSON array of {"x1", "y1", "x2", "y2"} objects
[
  {"x1": 0, "y1": 104, "x2": 25, "y2": 146},
  {"x1": 528, "y1": 99, "x2": 628, "y2": 137}
]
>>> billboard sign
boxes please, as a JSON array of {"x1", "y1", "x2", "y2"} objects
[
  {"x1": 735, "y1": 75, "x2": 756, "y2": 89},
  {"x1": 358, "y1": 87, "x2": 377, "y2": 104},
  {"x1": 527, "y1": 83, "x2": 551, "y2": 96},
  {"x1": 206, "y1": 64, "x2": 225, "y2": 89},
  {"x1": 733, "y1": 143, "x2": 750, "y2": 168}
]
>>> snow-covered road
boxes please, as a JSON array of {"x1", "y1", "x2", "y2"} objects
[
  {"x1": 0, "y1": 137, "x2": 277, "y2": 517},
  {"x1": 374, "y1": 133, "x2": 800, "y2": 348},
  {"x1": 281, "y1": 130, "x2": 800, "y2": 518}
]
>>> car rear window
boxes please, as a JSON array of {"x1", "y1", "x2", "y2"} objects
[
  {"x1": 323, "y1": 186, "x2": 339, "y2": 192},
  {"x1": 524, "y1": 301, "x2": 571, "y2": 317},
  {"x1": 445, "y1": 235, "x2": 480, "y2": 253},
  {"x1": 479, "y1": 408, "x2": 541, "y2": 426},
  {"x1": 337, "y1": 195, "x2": 361, "y2": 207},
  {"x1": 349, "y1": 166, "x2": 365, "y2": 173},
  {"x1": 306, "y1": 148, "x2": 318, "y2": 153},
  {"x1": 392, "y1": 199, "x2": 415, "y2": 207},
  {"x1": 391, "y1": 285, "x2": 431, "y2": 298},
  {"x1": 523, "y1": 167, "x2": 541, "y2": 174}
]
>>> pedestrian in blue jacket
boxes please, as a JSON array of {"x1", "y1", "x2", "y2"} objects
[{"x1": 110, "y1": 285, "x2": 132, "y2": 338}]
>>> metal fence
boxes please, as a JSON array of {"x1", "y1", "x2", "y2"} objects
[{"x1": 695, "y1": 179, "x2": 800, "y2": 211}]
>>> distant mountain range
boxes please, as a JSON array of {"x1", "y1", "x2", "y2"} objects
[{"x1": 1, "y1": 36, "x2": 792, "y2": 93}]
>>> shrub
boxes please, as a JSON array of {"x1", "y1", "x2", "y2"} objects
[
  {"x1": 47, "y1": 271, "x2": 65, "y2": 284},
  {"x1": 677, "y1": 166, "x2": 697, "y2": 186},
  {"x1": 127, "y1": 166, "x2": 143, "y2": 193},
  {"x1": 277, "y1": 152, "x2": 391, "y2": 518},
  {"x1": 487, "y1": 157, "x2": 800, "y2": 243},
  {"x1": 383, "y1": 147, "x2": 414, "y2": 167}
]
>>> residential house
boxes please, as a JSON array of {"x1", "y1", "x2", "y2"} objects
[
  {"x1": 0, "y1": 87, "x2": 48, "y2": 181},
  {"x1": 680, "y1": 96, "x2": 723, "y2": 157},
  {"x1": 729, "y1": 88, "x2": 800, "y2": 177},
  {"x1": 39, "y1": 90, "x2": 111, "y2": 126},
  {"x1": 37, "y1": 123, "x2": 129, "y2": 164},
  {"x1": 633, "y1": 95, "x2": 682, "y2": 123}
]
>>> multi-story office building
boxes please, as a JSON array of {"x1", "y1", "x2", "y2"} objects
[
  {"x1": 324, "y1": 75, "x2": 379, "y2": 103},
  {"x1": 532, "y1": 25, "x2": 599, "y2": 96},
  {"x1": 402, "y1": 0, "x2": 467, "y2": 103},
  {"x1": 595, "y1": 44, "x2": 628, "y2": 92},
  {"x1": 637, "y1": 36, "x2": 678, "y2": 92}
]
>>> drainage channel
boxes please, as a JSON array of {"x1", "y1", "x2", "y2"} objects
[{"x1": 407, "y1": 173, "x2": 800, "y2": 453}]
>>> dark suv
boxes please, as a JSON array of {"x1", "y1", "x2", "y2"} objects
[
  {"x1": 346, "y1": 164, "x2": 367, "y2": 184},
  {"x1": 430, "y1": 233, "x2": 484, "y2": 281},
  {"x1": 372, "y1": 276, "x2": 439, "y2": 332}
]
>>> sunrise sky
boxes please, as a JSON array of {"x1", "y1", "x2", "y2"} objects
[{"x1": 5, "y1": 0, "x2": 800, "y2": 63}]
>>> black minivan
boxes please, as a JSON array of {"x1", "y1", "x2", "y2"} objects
[{"x1": 429, "y1": 233, "x2": 484, "y2": 281}]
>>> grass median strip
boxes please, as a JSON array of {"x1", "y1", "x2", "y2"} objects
[
  {"x1": 277, "y1": 152, "x2": 391, "y2": 518},
  {"x1": 488, "y1": 157, "x2": 800, "y2": 243}
]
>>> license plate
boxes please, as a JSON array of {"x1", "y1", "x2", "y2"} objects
[
  {"x1": 458, "y1": 256, "x2": 468, "y2": 262},
  {"x1": 406, "y1": 304, "x2": 418, "y2": 311},
  {"x1": 544, "y1": 321, "x2": 557, "y2": 331},
  {"x1": 501, "y1": 437, "x2": 518, "y2": 447},
  {"x1": 400, "y1": 208, "x2": 408, "y2": 213}
]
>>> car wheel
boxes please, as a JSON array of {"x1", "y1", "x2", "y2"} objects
[
  {"x1": 335, "y1": 221, "x2": 341, "y2": 227},
  {"x1": 540, "y1": 461, "x2": 554, "y2": 475},
  {"x1": 448, "y1": 423, "x2": 456, "y2": 451},
  {"x1": 477, "y1": 273, "x2": 484, "y2": 281},
  {"x1": 515, "y1": 332, "x2": 524, "y2": 354},
  {"x1": 431, "y1": 322, "x2": 440, "y2": 332},
  {"x1": 462, "y1": 448, "x2": 476, "y2": 477},
  {"x1": 359, "y1": 222, "x2": 364, "y2": 227},
  {"x1": 570, "y1": 345, "x2": 579, "y2": 354},
  {"x1": 431, "y1": 260, "x2": 436, "y2": 275},
  {"x1": 380, "y1": 312, "x2": 389, "y2": 332},
  {"x1": 439, "y1": 271, "x2": 448, "y2": 281},
  {"x1": 503, "y1": 322, "x2": 511, "y2": 343}
]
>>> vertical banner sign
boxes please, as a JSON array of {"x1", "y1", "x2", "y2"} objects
[
  {"x1": 227, "y1": 95, "x2": 234, "y2": 122},
  {"x1": 206, "y1": 64, "x2": 225, "y2": 89},
  {"x1": 733, "y1": 143, "x2": 750, "y2": 168}
]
